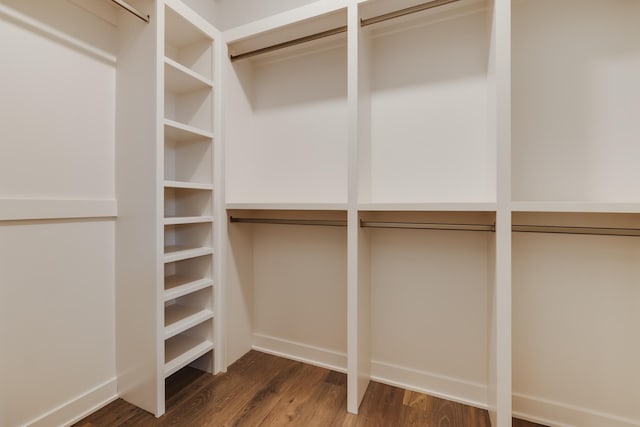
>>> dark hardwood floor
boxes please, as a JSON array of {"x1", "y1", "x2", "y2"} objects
[{"x1": 75, "y1": 351, "x2": 546, "y2": 426}]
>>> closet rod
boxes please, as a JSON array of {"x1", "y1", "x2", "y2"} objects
[
  {"x1": 230, "y1": 25, "x2": 347, "y2": 62},
  {"x1": 229, "y1": 216, "x2": 347, "y2": 227},
  {"x1": 361, "y1": 221, "x2": 494, "y2": 232},
  {"x1": 512, "y1": 224, "x2": 640, "y2": 237},
  {"x1": 111, "y1": 0, "x2": 149, "y2": 23},
  {"x1": 230, "y1": 217, "x2": 640, "y2": 236},
  {"x1": 361, "y1": 0, "x2": 461, "y2": 27}
]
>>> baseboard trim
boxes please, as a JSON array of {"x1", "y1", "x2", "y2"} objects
[
  {"x1": 513, "y1": 392, "x2": 640, "y2": 427},
  {"x1": 252, "y1": 333, "x2": 347, "y2": 374},
  {"x1": 371, "y1": 360, "x2": 488, "y2": 410},
  {"x1": 26, "y1": 377, "x2": 118, "y2": 427}
]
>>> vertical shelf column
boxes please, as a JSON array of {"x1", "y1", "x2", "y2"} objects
[
  {"x1": 347, "y1": 1, "x2": 371, "y2": 414},
  {"x1": 492, "y1": 0, "x2": 511, "y2": 425}
]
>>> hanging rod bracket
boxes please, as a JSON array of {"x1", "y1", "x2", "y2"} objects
[{"x1": 111, "y1": 0, "x2": 150, "y2": 23}]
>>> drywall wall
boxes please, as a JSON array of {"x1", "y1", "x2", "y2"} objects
[
  {"x1": 0, "y1": 1, "x2": 117, "y2": 425},
  {"x1": 212, "y1": 0, "x2": 318, "y2": 30}
]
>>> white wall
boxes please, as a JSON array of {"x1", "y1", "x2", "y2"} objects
[
  {"x1": 212, "y1": 0, "x2": 319, "y2": 30},
  {"x1": 0, "y1": 1, "x2": 117, "y2": 426}
]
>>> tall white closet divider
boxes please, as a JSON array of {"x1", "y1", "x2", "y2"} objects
[{"x1": 116, "y1": 0, "x2": 223, "y2": 416}]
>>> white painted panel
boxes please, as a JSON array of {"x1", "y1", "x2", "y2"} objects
[
  {"x1": 513, "y1": 232, "x2": 640, "y2": 426},
  {"x1": 0, "y1": 221, "x2": 115, "y2": 427},
  {"x1": 0, "y1": 1, "x2": 115, "y2": 199},
  {"x1": 225, "y1": 43, "x2": 348, "y2": 204},
  {"x1": 370, "y1": 228, "x2": 490, "y2": 398},
  {"x1": 368, "y1": 5, "x2": 494, "y2": 203},
  {"x1": 252, "y1": 224, "x2": 347, "y2": 355},
  {"x1": 216, "y1": 0, "x2": 323, "y2": 32},
  {"x1": 512, "y1": 0, "x2": 640, "y2": 203}
]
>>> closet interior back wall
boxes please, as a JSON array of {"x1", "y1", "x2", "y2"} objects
[
  {"x1": 225, "y1": 35, "x2": 349, "y2": 204},
  {"x1": 512, "y1": 0, "x2": 640, "y2": 203},
  {"x1": 363, "y1": 0, "x2": 495, "y2": 204},
  {"x1": 362, "y1": 210, "x2": 494, "y2": 409},
  {"x1": 226, "y1": 210, "x2": 348, "y2": 371}
]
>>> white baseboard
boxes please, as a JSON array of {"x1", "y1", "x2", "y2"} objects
[
  {"x1": 371, "y1": 360, "x2": 488, "y2": 410},
  {"x1": 513, "y1": 392, "x2": 640, "y2": 427},
  {"x1": 252, "y1": 333, "x2": 347, "y2": 373},
  {"x1": 26, "y1": 377, "x2": 118, "y2": 427}
]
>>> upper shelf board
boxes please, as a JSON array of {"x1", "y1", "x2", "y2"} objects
[
  {"x1": 165, "y1": 0, "x2": 216, "y2": 48},
  {"x1": 164, "y1": 57, "x2": 212, "y2": 94},
  {"x1": 225, "y1": 1, "x2": 347, "y2": 59}
]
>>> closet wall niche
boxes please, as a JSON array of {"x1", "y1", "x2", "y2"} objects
[
  {"x1": 358, "y1": 0, "x2": 496, "y2": 206},
  {"x1": 225, "y1": 8, "x2": 349, "y2": 205},
  {"x1": 511, "y1": 1, "x2": 640, "y2": 424},
  {"x1": 226, "y1": 209, "x2": 348, "y2": 370}
]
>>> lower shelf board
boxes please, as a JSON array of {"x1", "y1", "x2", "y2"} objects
[
  {"x1": 164, "y1": 275, "x2": 213, "y2": 301},
  {"x1": 163, "y1": 245, "x2": 214, "y2": 263},
  {"x1": 164, "y1": 335, "x2": 214, "y2": 378},
  {"x1": 164, "y1": 303, "x2": 214, "y2": 340}
]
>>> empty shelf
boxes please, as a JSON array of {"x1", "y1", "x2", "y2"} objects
[
  {"x1": 164, "y1": 119, "x2": 213, "y2": 141},
  {"x1": 164, "y1": 275, "x2": 213, "y2": 301},
  {"x1": 164, "y1": 245, "x2": 213, "y2": 263},
  {"x1": 164, "y1": 303, "x2": 214, "y2": 339},
  {"x1": 164, "y1": 216, "x2": 214, "y2": 225},
  {"x1": 165, "y1": 57, "x2": 212, "y2": 94},
  {"x1": 164, "y1": 180, "x2": 214, "y2": 190},
  {"x1": 164, "y1": 334, "x2": 214, "y2": 378}
]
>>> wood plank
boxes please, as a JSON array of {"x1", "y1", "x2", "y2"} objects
[{"x1": 74, "y1": 351, "x2": 549, "y2": 427}]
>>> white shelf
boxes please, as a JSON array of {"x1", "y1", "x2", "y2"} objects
[
  {"x1": 164, "y1": 245, "x2": 213, "y2": 263},
  {"x1": 164, "y1": 180, "x2": 213, "y2": 191},
  {"x1": 165, "y1": 1, "x2": 214, "y2": 48},
  {"x1": 164, "y1": 57, "x2": 212, "y2": 94},
  {"x1": 226, "y1": 202, "x2": 348, "y2": 211},
  {"x1": 358, "y1": 202, "x2": 497, "y2": 212},
  {"x1": 164, "y1": 216, "x2": 213, "y2": 225},
  {"x1": 164, "y1": 275, "x2": 213, "y2": 301},
  {"x1": 511, "y1": 202, "x2": 640, "y2": 214},
  {"x1": 164, "y1": 119, "x2": 213, "y2": 142},
  {"x1": 164, "y1": 334, "x2": 214, "y2": 378},
  {"x1": 164, "y1": 303, "x2": 214, "y2": 339}
]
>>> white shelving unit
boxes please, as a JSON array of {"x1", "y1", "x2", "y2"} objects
[
  {"x1": 113, "y1": 0, "x2": 638, "y2": 425},
  {"x1": 223, "y1": 0, "x2": 509, "y2": 423},
  {"x1": 116, "y1": 0, "x2": 222, "y2": 417}
]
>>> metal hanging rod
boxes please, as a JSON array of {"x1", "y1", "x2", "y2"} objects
[
  {"x1": 512, "y1": 224, "x2": 640, "y2": 237},
  {"x1": 361, "y1": 220, "x2": 494, "y2": 232},
  {"x1": 230, "y1": 26, "x2": 347, "y2": 62},
  {"x1": 111, "y1": 0, "x2": 149, "y2": 23},
  {"x1": 229, "y1": 216, "x2": 347, "y2": 227},
  {"x1": 361, "y1": 0, "x2": 462, "y2": 27}
]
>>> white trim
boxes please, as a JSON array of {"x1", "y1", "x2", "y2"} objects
[
  {"x1": 0, "y1": 198, "x2": 117, "y2": 221},
  {"x1": 513, "y1": 392, "x2": 640, "y2": 427},
  {"x1": 370, "y1": 360, "x2": 488, "y2": 411},
  {"x1": 25, "y1": 377, "x2": 117, "y2": 427},
  {"x1": 252, "y1": 333, "x2": 347, "y2": 373}
]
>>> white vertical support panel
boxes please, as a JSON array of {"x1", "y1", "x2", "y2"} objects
[
  {"x1": 155, "y1": 0, "x2": 167, "y2": 415},
  {"x1": 493, "y1": 0, "x2": 511, "y2": 425},
  {"x1": 347, "y1": 0, "x2": 371, "y2": 414},
  {"x1": 115, "y1": 0, "x2": 163, "y2": 416},
  {"x1": 213, "y1": 31, "x2": 227, "y2": 374}
]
